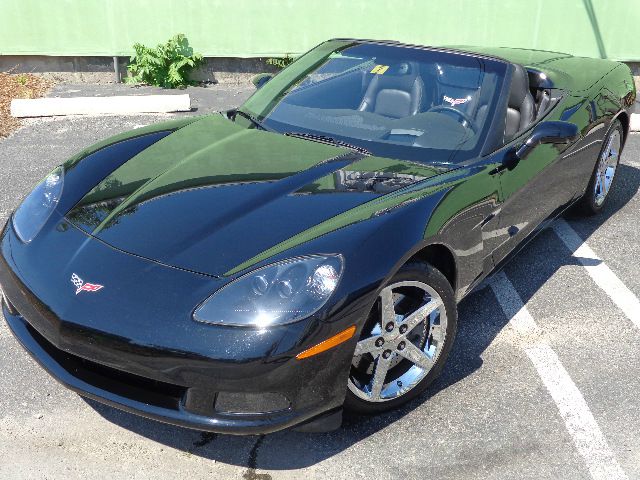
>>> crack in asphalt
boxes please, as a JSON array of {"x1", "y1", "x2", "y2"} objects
[{"x1": 242, "y1": 435, "x2": 271, "y2": 480}]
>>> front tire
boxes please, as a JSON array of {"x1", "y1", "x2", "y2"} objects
[
  {"x1": 344, "y1": 262, "x2": 457, "y2": 414},
  {"x1": 576, "y1": 119, "x2": 623, "y2": 215}
]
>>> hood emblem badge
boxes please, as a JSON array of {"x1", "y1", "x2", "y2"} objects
[{"x1": 71, "y1": 273, "x2": 104, "y2": 295}]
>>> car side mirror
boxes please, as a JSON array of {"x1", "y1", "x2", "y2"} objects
[
  {"x1": 251, "y1": 73, "x2": 273, "y2": 89},
  {"x1": 515, "y1": 121, "x2": 579, "y2": 160}
]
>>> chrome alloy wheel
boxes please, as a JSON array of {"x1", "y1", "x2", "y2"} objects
[
  {"x1": 594, "y1": 128, "x2": 621, "y2": 206},
  {"x1": 347, "y1": 281, "x2": 447, "y2": 402}
]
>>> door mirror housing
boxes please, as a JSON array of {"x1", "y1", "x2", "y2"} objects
[
  {"x1": 251, "y1": 73, "x2": 273, "y2": 89},
  {"x1": 515, "y1": 121, "x2": 579, "y2": 160}
]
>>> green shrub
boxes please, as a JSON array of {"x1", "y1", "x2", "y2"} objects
[
  {"x1": 266, "y1": 54, "x2": 296, "y2": 70},
  {"x1": 125, "y1": 34, "x2": 204, "y2": 88}
]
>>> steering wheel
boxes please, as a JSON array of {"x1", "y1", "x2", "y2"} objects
[{"x1": 427, "y1": 106, "x2": 477, "y2": 133}]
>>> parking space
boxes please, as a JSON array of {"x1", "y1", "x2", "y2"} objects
[{"x1": 1, "y1": 86, "x2": 639, "y2": 479}]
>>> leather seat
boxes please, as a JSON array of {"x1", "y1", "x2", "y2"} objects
[
  {"x1": 358, "y1": 62, "x2": 424, "y2": 119},
  {"x1": 505, "y1": 64, "x2": 535, "y2": 140}
]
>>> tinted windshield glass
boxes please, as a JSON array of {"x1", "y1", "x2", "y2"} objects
[{"x1": 241, "y1": 40, "x2": 507, "y2": 163}]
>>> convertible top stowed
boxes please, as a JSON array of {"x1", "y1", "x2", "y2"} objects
[{"x1": 1, "y1": 38, "x2": 634, "y2": 434}]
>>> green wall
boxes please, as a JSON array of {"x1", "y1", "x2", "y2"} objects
[{"x1": 1, "y1": 0, "x2": 639, "y2": 60}]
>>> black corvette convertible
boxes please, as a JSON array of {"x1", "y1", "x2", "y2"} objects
[{"x1": 1, "y1": 39, "x2": 635, "y2": 434}]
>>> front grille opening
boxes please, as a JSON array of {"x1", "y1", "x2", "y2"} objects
[
  {"x1": 26, "y1": 323, "x2": 187, "y2": 410},
  {"x1": 214, "y1": 392, "x2": 291, "y2": 414}
]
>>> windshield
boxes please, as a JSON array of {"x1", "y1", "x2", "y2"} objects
[{"x1": 241, "y1": 40, "x2": 507, "y2": 164}]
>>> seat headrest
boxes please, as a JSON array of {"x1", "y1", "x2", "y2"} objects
[{"x1": 509, "y1": 64, "x2": 530, "y2": 108}]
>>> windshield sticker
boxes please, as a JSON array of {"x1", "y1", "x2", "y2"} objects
[
  {"x1": 370, "y1": 65, "x2": 390, "y2": 74},
  {"x1": 443, "y1": 95, "x2": 469, "y2": 107}
]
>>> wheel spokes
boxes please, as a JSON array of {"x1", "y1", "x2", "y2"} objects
[
  {"x1": 348, "y1": 280, "x2": 448, "y2": 403},
  {"x1": 398, "y1": 341, "x2": 435, "y2": 370},
  {"x1": 595, "y1": 173, "x2": 602, "y2": 196},
  {"x1": 401, "y1": 297, "x2": 442, "y2": 332},
  {"x1": 354, "y1": 336, "x2": 381, "y2": 356},
  {"x1": 369, "y1": 354, "x2": 392, "y2": 400},
  {"x1": 379, "y1": 287, "x2": 396, "y2": 325},
  {"x1": 594, "y1": 130, "x2": 621, "y2": 205},
  {"x1": 600, "y1": 171, "x2": 608, "y2": 196}
]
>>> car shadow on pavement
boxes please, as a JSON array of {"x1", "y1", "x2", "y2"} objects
[
  {"x1": 84, "y1": 162, "x2": 640, "y2": 471},
  {"x1": 508, "y1": 162, "x2": 640, "y2": 308}
]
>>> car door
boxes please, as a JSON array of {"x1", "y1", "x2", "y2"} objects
[{"x1": 490, "y1": 122, "x2": 583, "y2": 266}]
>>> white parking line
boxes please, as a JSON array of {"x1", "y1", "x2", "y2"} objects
[
  {"x1": 490, "y1": 271, "x2": 628, "y2": 480},
  {"x1": 526, "y1": 344, "x2": 628, "y2": 480},
  {"x1": 553, "y1": 219, "x2": 640, "y2": 330}
]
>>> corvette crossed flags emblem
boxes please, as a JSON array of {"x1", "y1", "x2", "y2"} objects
[{"x1": 71, "y1": 273, "x2": 104, "y2": 295}]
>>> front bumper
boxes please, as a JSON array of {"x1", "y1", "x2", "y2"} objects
[
  {"x1": 0, "y1": 219, "x2": 363, "y2": 435},
  {"x1": 4, "y1": 303, "x2": 332, "y2": 434}
]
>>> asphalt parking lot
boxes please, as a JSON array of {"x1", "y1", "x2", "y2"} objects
[{"x1": 1, "y1": 84, "x2": 640, "y2": 480}]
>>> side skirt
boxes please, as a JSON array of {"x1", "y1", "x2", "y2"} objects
[{"x1": 461, "y1": 196, "x2": 581, "y2": 301}]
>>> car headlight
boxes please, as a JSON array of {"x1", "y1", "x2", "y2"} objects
[
  {"x1": 12, "y1": 166, "x2": 64, "y2": 243},
  {"x1": 194, "y1": 255, "x2": 344, "y2": 327}
]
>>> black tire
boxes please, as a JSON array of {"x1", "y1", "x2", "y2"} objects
[
  {"x1": 575, "y1": 119, "x2": 624, "y2": 216},
  {"x1": 344, "y1": 261, "x2": 457, "y2": 414}
]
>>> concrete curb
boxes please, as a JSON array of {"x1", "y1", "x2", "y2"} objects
[
  {"x1": 631, "y1": 113, "x2": 640, "y2": 132},
  {"x1": 10, "y1": 94, "x2": 191, "y2": 117}
]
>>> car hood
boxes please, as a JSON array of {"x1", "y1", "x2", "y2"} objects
[{"x1": 66, "y1": 115, "x2": 447, "y2": 276}]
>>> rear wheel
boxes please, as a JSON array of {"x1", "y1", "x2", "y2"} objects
[
  {"x1": 344, "y1": 262, "x2": 457, "y2": 414},
  {"x1": 576, "y1": 120, "x2": 623, "y2": 215}
]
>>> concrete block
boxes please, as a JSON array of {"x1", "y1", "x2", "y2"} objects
[{"x1": 10, "y1": 94, "x2": 191, "y2": 117}]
